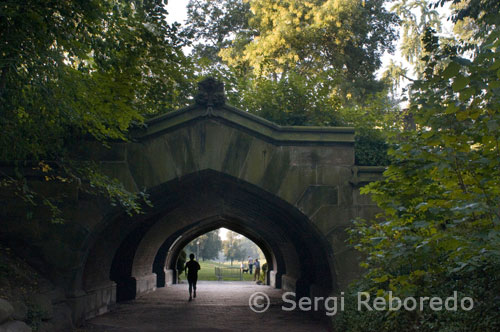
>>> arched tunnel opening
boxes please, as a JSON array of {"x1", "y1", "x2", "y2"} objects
[
  {"x1": 157, "y1": 228, "x2": 270, "y2": 285},
  {"x1": 154, "y1": 226, "x2": 276, "y2": 288},
  {"x1": 82, "y1": 170, "x2": 338, "y2": 309}
]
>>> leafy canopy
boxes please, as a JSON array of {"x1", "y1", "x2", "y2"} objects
[
  {"x1": 339, "y1": 1, "x2": 500, "y2": 330},
  {"x1": 0, "y1": 0, "x2": 194, "y2": 218}
]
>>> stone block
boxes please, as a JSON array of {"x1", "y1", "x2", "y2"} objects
[
  {"x1": 269, "y1": 270, "x2": 277, "y2": 288},
  {"x1": 239, "y1": 139, "x2": 275, "y2": 184},
  {"x1": 48, "y1": 288, "x2": 66, "y2": 305},
  {"x1": 76, "y1": 141, "x2": 127, "y2": 162},
  {"x1": 98, "y1": 162, "x2": 138, "y2": 193},
  {"x1": 316, "y1": 166, "x2": 352, "y2": 186},
  {"x1": 327, "y1": 227, "x2": 351, "y2": 255},
  {"x1": 32, "y1": 294, "x2": 53, "y2": 321},
  {"x1": 296, "y1": 185, "x2": 338, "y2": 217},
  {"x1": 355, "y1": 205, "x2": 382, "y2": 221},
  {"x1": 162, "y1": 128, "x2": 198, "y2": 177},
  {"x1": 281, "y1": 275, "x2": 297, "y2": 293},
  {"x1": 353, "y1": 188, "x2": 376, "y2": 206},
  {"x1": 290, "y1": 145, "x2": 354, "y2": 167},
  {"x1": 0, "y1": 320, "x2": 32, "y2": 332},
  {"x1": 11, "y1": 301, "x2": 27, "y2": 321},
  {"x1": 164, "y1": 269, "x2": 174, "y2": 286},
  {"x1": 312, "y1": 206, "x2": 355, "y2": 233},
  {"x1": 221, "y1": 131, "x2": 253, "y2": 177},
  {"x1": 50, "y1": 303, "x2": 73, "y2": 332},
  {"x1": 135, "y1": 274, "x2": 157, "y2": 296},
  {"x1": 338, "y1": 184, "x2": 353, "y2": 207},
  {"x1": 277, "y1": 166, "x2": 317, "y2": 205},
  {"x1": 258, "y1": 148, "x2": 291, "y2": 195},
  {"x1": 192, "y1": 121, "x2": 235, "y2": 172},
  {"x1": 0, "y1": 299, "x2": 14, "y2": 324},
  {"x1": 128, "y1": 140, "x2": 178, "y2": 189},
  {"x1": 332, "y1": 249, "x2": 365, "y2": 291},
  {"x1": 66, "y1": 295, "x2": 86, "y2": 326},
  {"x1": 38, "y1": 321, "x2": 54, "y2": 332}
]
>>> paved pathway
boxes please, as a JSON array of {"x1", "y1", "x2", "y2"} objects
[{"x1": 83, "y1": 281, "x2": 332, "y2": 331}]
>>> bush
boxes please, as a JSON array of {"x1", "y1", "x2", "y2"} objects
[
  {"x1": 334, "y1": 262, "x2": 500, "y2": 332},
  {"x1": 354, "y1": 130, "x2": 391, "y2": 166}
]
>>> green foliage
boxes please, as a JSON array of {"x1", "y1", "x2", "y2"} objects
[
  {"x1": 231, "y1": 72, "x2": 344, "y2": 126},
  {"x1": 219, "y1": 0, "x2": 398, "y2": 102},
  {"x1": 222, "y1": 231, "x2": 247, "y2": 265},
  {"x1": 0, "y1": 0, "x2": 194, "y2": 220},
  {"x1": 354, "y1": 130, "x2": 391, "y2": 166},
  {"x1": 75, "y1": 162, "x2": 152, "y2": 216},
  {"x1": 391, "y1": 0, "x2": 442, "y2": 77},
  {"x1": 185, "y1": 0, "x2": 400, "y2": 165},
  {"x1": 26, "y1": 303, "x2": 44, "y2": 331},
  {"x1": 185, "y1": 230, "x2": 223, "y2": 261},
  {"x1": 340, "y1": 3, "x2": 500, "y2": 330},
  {"x1": 239, "y1": 237, "x2": 261, "y2": 260},
  {"x1": 184, "y1": 0, "x2": 255, "y2": 64}
]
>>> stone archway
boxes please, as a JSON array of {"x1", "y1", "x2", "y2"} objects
[
  {"x1": 98, "y1": 170, "x2": 336, "y2": 304},
  {"x1": 0, "y1": 78, "x2": 385, "y2": 325}
]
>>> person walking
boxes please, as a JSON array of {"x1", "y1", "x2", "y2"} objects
[
  {"x1": 254, "y1": 258, "x2": 261, "y2": 282},
  {"x1": 184, "y1": 253, "x2": 201, "y2": 301}
]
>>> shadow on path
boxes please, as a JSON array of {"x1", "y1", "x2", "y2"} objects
[{"x1": 82, "y1": 281, "x2": 332, "y2": 332}]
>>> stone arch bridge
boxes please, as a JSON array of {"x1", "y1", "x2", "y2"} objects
[{"x1": 0, "y1": 78, "x2": 384, "y2": 324}]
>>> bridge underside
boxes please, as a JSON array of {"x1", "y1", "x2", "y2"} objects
[
  {"x1": 0, "y1": 80, "x2": 384, "y2": 325},
  {"x1": 79, "y1": 170, "x2": 336, "y2": 320}
]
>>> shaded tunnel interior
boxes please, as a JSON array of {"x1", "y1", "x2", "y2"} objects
[{"x1": 83, "y1": 170, "x2": 337, "y2": 303}]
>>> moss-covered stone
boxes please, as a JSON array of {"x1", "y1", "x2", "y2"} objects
[
  {"x1": 222, "y1": 131, "x2": 252, "y2": 177},
  {"x1": 311, "y1": 205, "x2": 356, "y2": 233},
  {"x1": 259, "y1": 148, "x2": 291, "y2": 195},
  {"x1": 296, "y1": 185, "x2": 339, "y2": 217},
  {"x1": 238, "y1": 139, "x2": 275, "y2": 184},
  {"x1": 277, "y1": 166, "x2": 317, "y2": 206}
]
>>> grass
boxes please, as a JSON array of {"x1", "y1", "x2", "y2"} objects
[{"x1": 179, "y1": 260, "x2": 266, "y2": 282}]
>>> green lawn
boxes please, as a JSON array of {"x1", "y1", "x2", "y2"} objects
[{"x1": 179, "y1": 260, "x2": 266, "y2": 281}]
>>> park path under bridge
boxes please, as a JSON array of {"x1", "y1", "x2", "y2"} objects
[{"x1": 82, "y1": 281, "x2": 332, "y2": 332}]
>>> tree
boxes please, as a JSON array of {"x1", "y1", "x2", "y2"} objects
[
  {"x1": 390, "y1": 0, "x2": 442, "y2": 77},
  {"x1": 337, "y1": 2, "x2": 500, "y2": 329},
  {"x1": 0, "y1": 0, "x2": 194, "y2": 220},
  {"x1": 239, "y1": 237, "x2": 260, "y2": 259},
  {"x1": 219, "y1": 0, "x2": 398, "y2": 102},
  {"x1": 184, "y1": 230, "x2": 222, "y2": 261},
  {"x1": 184, "y1": 0, "x2": 255, "y2": 64},
  {"x1": 230, "y1": 72, "x2": 344, "y2": 126},
  {"x1": 185, "y1": 0, "x2": 401, "y2": 166},
  {"x1": 222, "y1": 231, "x2": 246, "y2": 265},
  {"x1": 200, "y1": 230, "x2": 223, "y2": 261}
]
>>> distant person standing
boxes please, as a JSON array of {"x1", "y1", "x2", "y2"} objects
[
  {"x1": 254, "y1": 258, "x2": 261, "y2": 281},
  {"x1": 248, "y1": 256, "x2": 254, "y2": 274},
  {"x1": 185, "y1": 254, "x2": 201, "y2": 301}
]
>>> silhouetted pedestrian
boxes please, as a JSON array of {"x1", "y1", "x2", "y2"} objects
[
  {"x1": 254, "y1": 258, "x2": 261, "y2": 281},
  {"x1": 185, "y1": 253, "x2": 201, "y2": 301},
  {"x1": 248, "y1": 256, "x2": 253, "y2": 274}
]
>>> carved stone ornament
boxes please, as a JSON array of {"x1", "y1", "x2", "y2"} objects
[{"x1": 194, "y1": 77, "x2": 226, "y2": 110}]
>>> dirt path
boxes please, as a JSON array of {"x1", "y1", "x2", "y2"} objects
[{"x1": 82, "y1": 281, "x2": 332, "y2": 332}]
